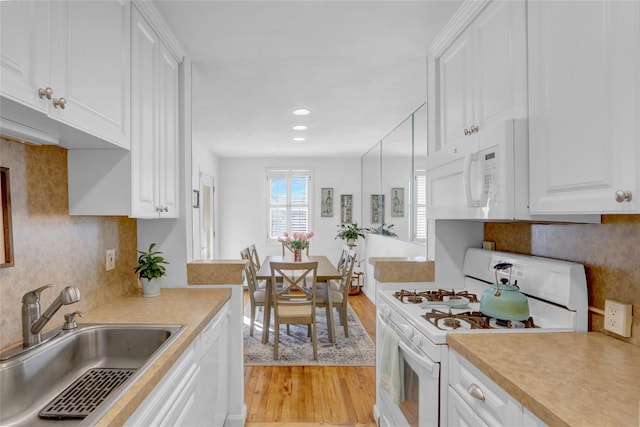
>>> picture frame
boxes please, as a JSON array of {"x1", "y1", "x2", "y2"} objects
[
  {"x1": 340, "y1": 194, "x2": 353, "y2": 224},
  {"x1": 192, "y1": 189, "x2": 200, "y2": 208},
  {"x1": 371, "y1": 194, "x2": 384, "y2": 224},
  {"x1": 321, "y1": 188, "x2": 334, "y2": 217},
  {"x1": 391, "y1": 187, "x2": 404, "y2": 217}
]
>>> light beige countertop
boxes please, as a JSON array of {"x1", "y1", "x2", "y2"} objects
[
  {"x1": 447, "y1": 332, "x2": 640, "y2": 427},
  {"x1": 78, "y1": 288, "x2": 231, "y2": 427},
  {"x1": 368, "y1": 256, "x2": 435, "y2": 282}
]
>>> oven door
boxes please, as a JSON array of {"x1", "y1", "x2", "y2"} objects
[{"x1": 377, "y1": 313, "x2": 440, "y2": 427}]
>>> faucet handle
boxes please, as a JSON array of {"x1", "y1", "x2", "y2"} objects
[
  {"x1": 63, "y1": 311, "x2": 83, "y2": 330},
  {"x1": 22, "y1": 285, "x2": 52, "y2": 304}
]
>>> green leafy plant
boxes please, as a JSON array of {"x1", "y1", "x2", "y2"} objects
[
  {"x1": 335, "y1": 223, "x2": 366, "y2": 241},
  {"x1": 134, "y1": 243, "x2": 169, "y2": 280},
  {"x1": 365, "y1": 223, "x2": 398, "y2": 237}
]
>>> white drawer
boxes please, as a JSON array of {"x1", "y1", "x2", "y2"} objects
[{"x1": 448, "y1": 349, "x2": 522, "y2": 427}]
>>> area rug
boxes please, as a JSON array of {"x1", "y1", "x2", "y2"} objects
[{"x1": 243, "y1": 304, "x2": 376, "y2": 366}]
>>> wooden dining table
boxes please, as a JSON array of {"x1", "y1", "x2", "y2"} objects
[{"x1": 255, "y1": 255, "x2": 342, "y2": 345}]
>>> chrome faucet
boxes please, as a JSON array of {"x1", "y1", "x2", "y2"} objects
[{"x1": 22, "y1": 285, "x2": 81, "y2": 348}]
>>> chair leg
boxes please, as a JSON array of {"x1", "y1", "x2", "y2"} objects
[
  {"x1": 342, "y1": 305, "x2": 349, "y2": 338},
  {"x1": 274, "y1": 322, "x2": 279, "y2": 360},
  {"x1": 311, "y1": 322, "x2": 317, "y2": 360},
  {"x1": 249, "y1": 306, "x2": 255, "y2": 337}
]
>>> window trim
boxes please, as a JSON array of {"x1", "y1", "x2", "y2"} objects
[{"x1": 265, "y1": 169, "x2": 313, "y2": 246}]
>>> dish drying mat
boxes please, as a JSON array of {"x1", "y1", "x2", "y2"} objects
[{"x1": 39, "y1": 368, "x2": 136, "y2": 419}]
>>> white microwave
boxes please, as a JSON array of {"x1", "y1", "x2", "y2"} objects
[
  {"x1": 426, "y1": 119, "x2": 526, "y2": 220},
  {"x1": 425, "y1": 119, "x2": 599, "y2": 222}
]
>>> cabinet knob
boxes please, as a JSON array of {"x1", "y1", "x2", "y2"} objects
[
  {"x1": 467, "y1": 383, "x2": 485, "y2": 401},
  {"x1": 52, "y1": 97, "x2": 66, "y2": 109},
  {"x1": 163, "y1": 207, "x2": 169, "y2": 212},
  {"x1": 614, "y1": 190, "x2": 632, "y2": 203},
  {"x1": 464, "y1": 128, "x2": 470, "y2": 136},
  {"x1": 38, "y1": 87, "x2": 53, "y2": 100},
  {"x1": 470, "y1": 125, "x2": 479, "y2": 133}
]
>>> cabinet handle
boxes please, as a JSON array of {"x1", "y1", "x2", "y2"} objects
[
  {"x1": 38, "y1": 87, "x2": 53, "y2": 100},
  {"x1": 467, "y1": 383, "x2": 485, "y2": 401},
  {"x1": 52, "y1": 97, "x2": 66, "y2": 109},
  {"x1": 614, "y1": 190, "x2": 632, "y2": 203}
]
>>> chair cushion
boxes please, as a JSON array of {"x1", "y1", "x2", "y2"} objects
[
  {"x1": 313, "y1": 288, "x2": 344, "y2": 304},
  {"x1": 253, "y1": 290, "x2": 266, "y2": 303},
  {"x1": 278, "y1": 304, "x2": 313, "y2": 319}
]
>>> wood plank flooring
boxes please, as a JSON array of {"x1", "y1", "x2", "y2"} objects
[{"x1": 243, "y1": 290, "x2": 377, "y2": 427}]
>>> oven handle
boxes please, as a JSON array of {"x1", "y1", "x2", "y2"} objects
[{"x1": 398, "y1": 340, "x2": 439, "y2": 378}]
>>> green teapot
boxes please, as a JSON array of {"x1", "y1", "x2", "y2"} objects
[{"x1": 479, "y1": 262, "x2": 530, "y2": 321}]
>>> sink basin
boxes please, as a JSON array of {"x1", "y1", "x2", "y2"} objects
[{"x1": 0, "y1": 323, "x2": 186, "y2": 426}]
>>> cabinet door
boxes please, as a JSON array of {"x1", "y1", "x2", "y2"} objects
[
  {"x1": 49, "y1": 0, "x2": 130, "y2": 148},
  {"x1": 448, "y1": 386, "x2": 489, "y2": 427},
  {"x1": 0, "y1": 1, "x2": 50, "y2": 111},
  {"x1": 157, "y1": 44, "x2": 180, "y2": 218},
  {"x1": 473, "y1": 0, "x2": 526, "y2": 134},
  {"x1": 437, "y1": 29, "x2": 475, "y2": 155},
  {"x1": 528, "y1": 1, "x2": 639, "y2": 213},
  {"x1": 131, "y1": 7, "x2": 159, "y2": 218}
]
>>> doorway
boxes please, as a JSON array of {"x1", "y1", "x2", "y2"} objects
[{"x1": 199, "y1": 173, "x2": 215, "y2": 260}]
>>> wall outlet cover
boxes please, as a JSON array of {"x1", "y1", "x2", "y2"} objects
[
  {"x1": 604, "y1": 299, "x2": 632, "y2": 337},
  {"x1": 106, "y1": 249, "x2": 116, "y2": 271}
]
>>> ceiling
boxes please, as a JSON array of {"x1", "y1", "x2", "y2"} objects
[{"x1": 154, "y1": 0, "x2": 462, "y2": 158}]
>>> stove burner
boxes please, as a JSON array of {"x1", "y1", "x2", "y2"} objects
[
  {"x1": 443, "y1": 318, "x2": 461, "y2": 329},
  {"x1": 422, "y1": 309, "x2": 537, "y2": 331},
  {"x1": 394, "y1": 289, "x2": 479, "y2": 304}
]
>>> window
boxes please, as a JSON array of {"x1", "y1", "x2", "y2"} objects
[
  {"x1": 267, "y1": 169, "x2": 312, "y2": 243},
  {"x1": 414, "y1": 171, "x2": 426, "y2": 241}
]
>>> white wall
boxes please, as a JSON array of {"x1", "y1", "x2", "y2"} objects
[{"x1": 217, "y1": 157, "x2": 361, "y2": 262}]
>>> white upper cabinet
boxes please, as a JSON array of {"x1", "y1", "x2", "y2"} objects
[
  {"x1": 528, "y1": 1, "x2": 639, "y2": 214},
  {"x1": 428, "y1": 0, "x2": 527, "y2": 164},
  {"x1": 0, "y1": 0, "x2": 131, "y2": 149},
  {"x1": 130, "y1": 6, "x2": 179, "y2": 218}
]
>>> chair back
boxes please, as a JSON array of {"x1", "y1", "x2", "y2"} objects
[
  {"x1": 270, "y1": 261, "x2": 318, "y2": 312},
  {"x1": 336, "y1": 245, "x2": 350, "y2": 273},
  {"x1": 338, "y1": 249, "x2": 357, "y2": 295},
  {"x1": 241, "y1": 247, "x2": 260, "y2": 295},
  {"x1": 248, "y1": 244, "x2": 261, "y2": 270}
]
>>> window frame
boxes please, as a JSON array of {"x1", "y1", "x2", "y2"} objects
[{"x1": 265, "y1": 169, "x2": 313, "y2": 246}]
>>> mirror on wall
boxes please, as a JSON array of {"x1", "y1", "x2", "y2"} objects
[
  {"x1": 1, "y1": 166, "x2": 14, "y2": 268},
  {"x1": 361, "y1": 103, "x2": 427, "y2": 244}
]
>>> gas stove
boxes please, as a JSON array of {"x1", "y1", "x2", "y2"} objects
[{"x1": 377, "y1": 248, "x2": 589, "y2": 346}]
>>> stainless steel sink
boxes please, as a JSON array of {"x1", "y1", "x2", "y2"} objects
[{"x1": 0, "y1": 323, "x2": 186, "y2": 426}]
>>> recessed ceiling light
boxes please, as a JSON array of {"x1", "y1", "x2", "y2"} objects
[
  {"x1": 293, "y1": 109, "x2": 311, "y2": 116},
  {"x1": 293, "y1": 137, "x2": 306, "y2": 142},
  {"x1": 292, "y1": 125, "x2": 307, "y2": 130}
]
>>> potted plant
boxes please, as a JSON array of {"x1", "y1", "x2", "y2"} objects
[
  {"x1": 134, "y1": 243, "x2": 169, "y2": 297},
  {"x1": 335, "y1": 223, "x2": 366, "y2": 247}
]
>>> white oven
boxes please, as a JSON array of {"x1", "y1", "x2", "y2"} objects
[
  {"x1": 374, "y1": 248, "x2": 588, "y2": 427},
  {"x1": 377, "y1": 305, "x2": 441, "y2": 427}
]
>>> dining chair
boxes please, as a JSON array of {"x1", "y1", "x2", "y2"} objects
[
  {"x1": 270, "y1": 261, "x2": 319, "y2": 360},
  {"x1": 315, "y1": 249, "x2": 356, "y2": 338},
  {"x1": 241, "y1": 247, "x2": 267, "y2": 337},
  {"x1": 248, "y1": 243, "x2": 261, "y2": 270},
  {"x1": 336, "y1": 244, "x2": 350, "y2": 273}
]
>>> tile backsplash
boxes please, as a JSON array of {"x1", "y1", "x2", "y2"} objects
[
  {"x1": 0, "y1": 138, "x2": 138, "y2": 351},
  {"x1": 485, "y1": 215, "x2": 640, "y2": 346}
]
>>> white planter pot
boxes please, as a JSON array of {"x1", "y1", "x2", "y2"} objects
[{"x1": 141, "y1": 277, "x2": 161, "y2": 297}]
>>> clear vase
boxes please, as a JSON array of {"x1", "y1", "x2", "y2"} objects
[{"x1": 294, "y1": 248, "x2": 302, "y2": 262}]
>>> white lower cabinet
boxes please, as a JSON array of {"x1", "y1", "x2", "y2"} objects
[
  {"x1": 125, "y1": 302, "x2": 230, "y2": 426},
  {"x1": 448, "y1": 349, "x2": 546, "y2": 427}
]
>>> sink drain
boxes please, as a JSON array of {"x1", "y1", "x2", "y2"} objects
[{"x1": 39, "y1": 368, "x2": 136, "y2": 419}]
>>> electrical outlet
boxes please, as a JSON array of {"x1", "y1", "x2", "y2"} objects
[
  {"x1": 604, "y1": 299, "x2": 632, "y2": 337},
  {"x1": 106, "y1": 249, "x2": 115, "y2": 271}
]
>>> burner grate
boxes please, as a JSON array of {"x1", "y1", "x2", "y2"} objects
[{"x1": 39, "y1": 368, "x2": 135, "y2": 419}]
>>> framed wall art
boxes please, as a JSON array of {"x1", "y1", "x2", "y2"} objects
[
  {"x1": 340, "y1": 194, "x2": 353, "y2": 224},
  {"x1": 371, "y1": 194, "x2": 384, "y2": 224},
  {"x1": 321, "y1": 188, "x2": 334, "y2": 217},
  {"x1": 391, "y1": 187, "x2": 404, "y2": 217}
]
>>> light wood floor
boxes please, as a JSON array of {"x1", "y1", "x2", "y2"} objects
[{"x1": 243, "y1": 290, "x2": 377, "y2": 427}]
